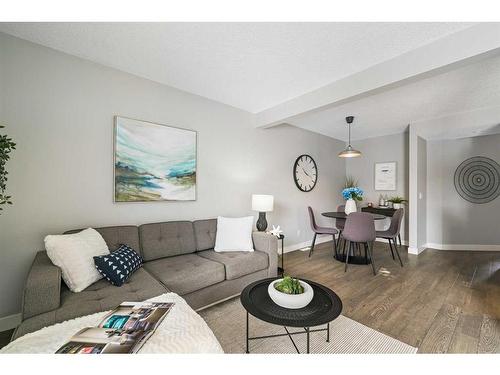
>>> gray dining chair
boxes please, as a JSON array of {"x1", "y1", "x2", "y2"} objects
[
  {"x1": 376, "y1": 208, "x2": 404, "y2": 267},
  {"x1": 342, "y1": 212, "x2": 377, "y2": 275},
  {"x1": 307, "y1": 206, "x2": 338, "y2": 258}
]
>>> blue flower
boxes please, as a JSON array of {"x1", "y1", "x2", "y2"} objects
[{"x1": 342, "y1": 187, "x2": 364, "y2": 201}]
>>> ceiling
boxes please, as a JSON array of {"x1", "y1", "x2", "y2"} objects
[
  {"x1": 289, "y1": 53, "x2": 500, "y2": 141},
  {"x1": 0, "y1": 22, "x2": 474, "y2": 113}
]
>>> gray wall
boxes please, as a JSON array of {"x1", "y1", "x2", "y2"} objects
[
  {"x1": 417, "y1": 136, "x2": 427, "y2": 248},
  {"x1": 345, "y1": 132, "x2": 409, "y2": 241},
  {"x1": 427, "y1": 134, "x2": 500, "y2": 245},
  {"x1": 0, "y1": 33, "x2": 345, "y2": 317}
]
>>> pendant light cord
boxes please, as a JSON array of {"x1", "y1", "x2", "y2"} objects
[{"x1": 348, "y1": 123, "x2": 351, "y2": 147}]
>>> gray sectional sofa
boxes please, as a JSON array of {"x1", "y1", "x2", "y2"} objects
[{"x1": 12, "y1": 219, "x2": 278, "y2": 340}]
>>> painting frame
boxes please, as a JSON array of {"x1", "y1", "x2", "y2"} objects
[
  {"x1": 113, "y1": 116, "x2": 198, "y2": 203},
  {"x1": 374, "y1": 161, "x2": 397, "y2": 191}
]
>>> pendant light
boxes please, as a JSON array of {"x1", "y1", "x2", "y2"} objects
[{"x1": 338, "y1": 116, "x2": 362, "y2": 158}]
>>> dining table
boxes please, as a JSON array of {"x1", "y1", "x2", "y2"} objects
[{"x1": 321, "y1": 211, "x2": 388, "y2": 265}]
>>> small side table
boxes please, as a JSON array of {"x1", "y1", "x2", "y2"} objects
[{"x1": 277, "y1": 234, "x2": 285, "y2": 276}]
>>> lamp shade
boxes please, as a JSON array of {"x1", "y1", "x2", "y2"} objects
[
  {"x1": 252, "y1": 194, "x2": 274, "y2": 212},
  {"x1": 338, "y1": 145, "x2": 362, "y2": 158}
]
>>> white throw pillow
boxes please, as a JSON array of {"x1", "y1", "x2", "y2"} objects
[
  {"x1": 214, "y1": 216, "x2": 254, "y2": 252},
  {"x1": 45, "y1": 228, "x2": 110, "y2": 292}
]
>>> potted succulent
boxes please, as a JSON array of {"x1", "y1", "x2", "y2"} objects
[
  {"x1": 268, "y1": 276, "x2": 314, "y2": 309},
  {"x1": 387, "y1": 196, "x2": 407, "y2": 210},
  {"x1": 342, "y1": 176, "x2": 363, "y2": 215}
]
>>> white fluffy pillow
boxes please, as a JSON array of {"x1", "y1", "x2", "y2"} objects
[
  {"x1": 45, "y1": 228, "x2": 110, "y2": 292},
  {"x1": 214, "y1": 216, "x2": 254, "y2": 252}
]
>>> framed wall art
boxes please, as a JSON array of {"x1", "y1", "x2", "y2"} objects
[
  {"x1": 374, "y1": 161, "x2": 396, "y2": 191},
  {"x1": 114, "y1": 116, "x2": 197, "y2": 202}
]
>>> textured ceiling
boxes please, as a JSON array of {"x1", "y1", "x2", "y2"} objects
[
  {"x1": 289, "y1": 53, "x2": 500, "y2": 141},
  {"x1": 0, "y1": 22, "x2": 474, "y2": 113}
]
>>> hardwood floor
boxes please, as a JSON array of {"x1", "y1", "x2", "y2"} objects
[{"x1": 283, "y1": 240, "x2": 500, "y2": 353}]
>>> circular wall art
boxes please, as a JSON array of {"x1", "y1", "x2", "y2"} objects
[{"x1": 454, "y1": 156, "x2": 500, "y2": 204}]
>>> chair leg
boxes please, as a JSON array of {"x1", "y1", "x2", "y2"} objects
[
  {"x1": 388, "y1": 239, "x2": 395, "y2": 260},
  {"x1": 308, "y1": 233, "x2": 317, "y2": 258},
  {"x1": 398, "y1": 234, "x2": 402, "y2": 248},
  {"x1": 391, "y1": 238, "x2": 404, "y2": 267},
  {"x1": 333, "y1": 234, "x2": 338, "y2": 258},
  {"x1": 367, "y1": 241, "x2": 376, "y2": 275},
  {"x1": 344, "y1": 241, "x2": 351, "y2": 272}
]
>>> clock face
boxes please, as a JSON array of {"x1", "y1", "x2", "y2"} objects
[{"x1": 293, "y1": 154, "x2": 318, "y2": 192}]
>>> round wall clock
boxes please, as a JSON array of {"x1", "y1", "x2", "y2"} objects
[{"x1": 293, "y1": 154, "x2": 318, "y2": 192}]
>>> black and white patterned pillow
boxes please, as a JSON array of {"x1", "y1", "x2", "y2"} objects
[{"x1": 93, "y1": 244, "x2": 143, "y2": 286}]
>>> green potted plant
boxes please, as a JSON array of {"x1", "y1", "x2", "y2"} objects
[
  {"x1": 387, "y1": 196, "x2": 407, "y2": 210},
  {"x1": 0, "y1": 124, "x2": 16, "y2": 215},
  {"x1": 268, "y1": 276, "x2": 314, "y2": 309}
]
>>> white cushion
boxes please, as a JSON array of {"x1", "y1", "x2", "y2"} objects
[
  {"x1": 214, "y1": 216, "x2": 254, "y2": 252},
  {"x1": 45, "y1": 228, "x2": 110, "y2": 292}
]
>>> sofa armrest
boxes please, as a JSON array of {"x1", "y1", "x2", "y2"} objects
[
  {"x1": 252, "y1": 232, "x2": 278, "y2": 277},
  {"x1": 22, "y1": 251, "x2": 61, "y2": 320}
]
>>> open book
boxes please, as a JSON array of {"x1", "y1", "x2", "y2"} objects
[{"x1": 56, "y1": 301, "x2": 174, "y2": 354}]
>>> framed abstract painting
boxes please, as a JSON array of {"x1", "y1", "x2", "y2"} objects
[{"x1": 114, "y1": 116, "x2": 197, "y2": 202}]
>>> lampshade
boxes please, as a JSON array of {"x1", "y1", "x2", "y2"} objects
[
  {"x1": 338, "y1": 145, "x2": 362, "y2": 158},
  {"x1": 338, "y1": 115, "x2": 362, "y2": 158},
  {"x1": 252, "y1": 194, "x2": 274, "y2": 212}
]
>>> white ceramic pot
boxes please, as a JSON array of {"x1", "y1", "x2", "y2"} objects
[
  {"x1": 393, "y1": 203, "x2": 402, "y2": 209},
  {"x1": 344, "y1": 198, "x2": 357, "y2": 215},
  {"x1": 268, "y1": 279, "x2": 314, "y2": 309}
]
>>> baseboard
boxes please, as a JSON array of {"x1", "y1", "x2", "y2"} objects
[
  {"x1": 0, "y1": 313, "x2": 21, "y2": 332},
  {"x1": 425, "y1": 243, "x2": 500, "y2": 251},
  {"x1": 408, "y1": 246, "x2": 426, "y2": 255},
  {"x1": 375, "y1": 238, "x2": 409, "y2": 246},
  {"x1": 283, "y1": 235, "x2": 332, "y2": 253},
  {"x1": 285, "y1": 236, "x2": 409, "y2": 254}
]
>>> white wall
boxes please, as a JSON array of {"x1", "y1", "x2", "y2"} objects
[
  {"x1": 408, "y1": 126, "x2": 428, "y2": 254},
  {"x1": 0, "y1": 33, "x2": 346, "y2": 317},
  {"x1": 427, "y1": 134, "x2": 500, "y2": 247},
  {"x1": 345, "y1": 132, "x2": 409, "y2": 240},
  {"x1": 417, "y1": 136, "x2": 427, "y2": 249}
]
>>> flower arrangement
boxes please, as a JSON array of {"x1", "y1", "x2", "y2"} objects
[{"x1": 342, "y1": 187, "x2": 364, "y2": 201}]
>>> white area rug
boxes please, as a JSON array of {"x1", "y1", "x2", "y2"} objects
[{"x1": 199, "y1": 298, "x2": 417, "y2": 354}]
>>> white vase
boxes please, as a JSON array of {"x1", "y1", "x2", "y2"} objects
[
  {"x1": 345, "y1": 199, "x2": 357, "y2": 215},
  {"x1": 393, "y1": 203, "x2": 402, "y2": 209}
]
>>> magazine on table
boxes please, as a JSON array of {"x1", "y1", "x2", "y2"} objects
[{"x1": 55, "y1": 301, "x2": 174, "y2": 354}]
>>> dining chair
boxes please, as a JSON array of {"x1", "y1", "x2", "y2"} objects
[
  {"x1": 336, "y1": 204, "x2": 346, "y2": 254},
  {"x1": 307, "y1": 206, "x2": 338, "y2": 258},
  {"x1": 342, "y1": 212, "x2": 377, "y2": 275},
  {"x1": 376, "y1": 208, "x2": 404, "y2": 267}
]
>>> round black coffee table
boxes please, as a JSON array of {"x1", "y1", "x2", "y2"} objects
[{"x1": 240, "y1": 278, "x2": 342, "y2": 353}]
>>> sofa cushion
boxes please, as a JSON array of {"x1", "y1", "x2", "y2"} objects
[
  {"x1": 57, "y1": 268, "x2": 168, "y2": 323},
  {"x1": 139, "y1": 221, "x2": 196, "y2": 261},
  {"x1": 65, "y1": 226, "x2": 140, "y2": 256},
  {"x1": 143, "y1": 254, "x2": 225, "y2": 295},
  {"x1": 198, "y1": 250, "x2": 269, "y2": 280},
  {"x1": 193, "y1": 219, "x2": 217, "y2": 251}
]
